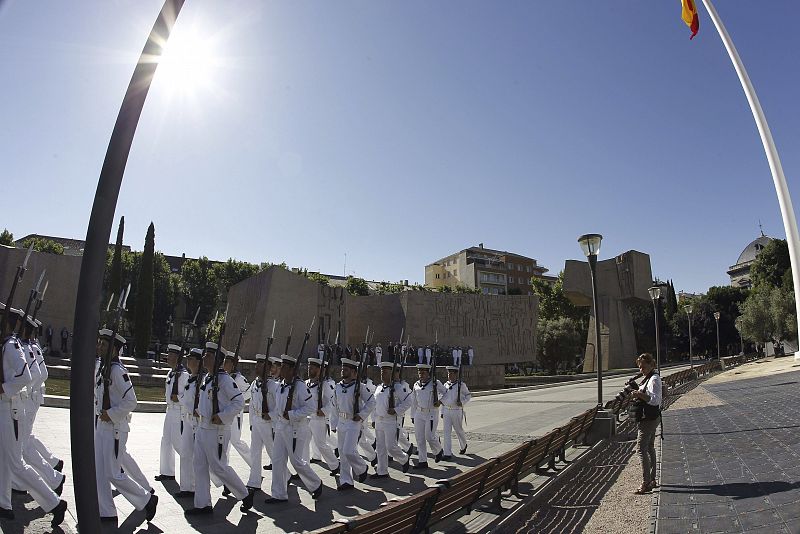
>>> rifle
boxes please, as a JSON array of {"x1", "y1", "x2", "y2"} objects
[
  {"x1": 232, "y1": 317, "x2": 248, "y2": 372},
  {"x1": 431, "y1": 330, "x2": 439, "y2": 407},
  {"x1": 284, "y1": 325, "x2": 294, "y2": 355},
  {"x1": 388, "y1": 328, "x2": 404, "y2": 412},
  {"x1": 457, "y1": 351, "x2": 463, "y2": 407},
  {"x1": 102, "y1": 283, "x2": 131, "y2": 412},
  {"x1": 352, "y1": 326, "x2": 369, "y2": 420},
  {"x1": 261, "y1": 319, "x2": 276, "y2": 420},
  {"x1": 19, "y1": 270, "x2": 46, "y2": 336},
  {"x1": 30, "y1": 280, "x2": 48, "y2": 325},
  {"x1": 171, "y1": 306, "x2": 199, "y2": 401},
  {"x1": 399, "y1": 336, "x2": 410, "y2": 385},
  {"x1": 317, "y1": 333, "x2": 329, "y2": 413},
  {"x1": 211, "y1": 306, "x2": 229, "y2": 424},
  {"x1": 284, "y1": 317, "x2": 315, "y2": 417},
  {"x1": 1, "y1": 244, "x2": 32, "y2": 338},
  {"x1": 193, "y1": 310, "x2": 218, "y2": 417}
]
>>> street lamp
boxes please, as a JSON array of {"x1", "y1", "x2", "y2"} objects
[
  {"x1": 578, "y1": 233, "x2": 603, "y2": 408},
  {"x1": 648, "y1": 285, "x2": 662, "y2": 371},
  {"x1": 714, "y1": 311, "x2": 721, "y2": 360},
  {"x1": 684, "y1": 304, "x2": 694, "y2": 371},
  {"x1": 735, "y1": 316, "x2": 744, "y2": 355}
]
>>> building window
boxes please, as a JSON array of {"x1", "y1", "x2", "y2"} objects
[
  {"x1": 508, "y1": 276, "x2": 514, "y2": 284},
  {"x1": 517, "y1": 265, "x2": 523, "y2": 271},
  {"x1": 507, "y1": 263, "x2": 514, "y2": 270},
  {"x1": 526, "y1": 266, "x2": 532, "y2": 273},
  {"x1": 435, "y1": 274, "x2": 440, "y2": 279},
  {"x1": 453, "y1": 269, "x2": 457, "y2": 277}
]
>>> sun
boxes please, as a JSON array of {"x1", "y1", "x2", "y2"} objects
[{"x1": 155, "y1": 25, "x2": 218, "y2": 96}]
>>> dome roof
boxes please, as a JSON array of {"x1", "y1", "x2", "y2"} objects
[{"x1": 735, "y1": 235, "x2": 773, "y2": 265}]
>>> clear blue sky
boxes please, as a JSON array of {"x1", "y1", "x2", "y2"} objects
[{"x1": 1, "y1": 1, "x2": 798, "y2": 293}]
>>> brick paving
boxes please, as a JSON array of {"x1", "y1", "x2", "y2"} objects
[{"x1": 657, "y1": 365, "x2": 800, "y2": 534}]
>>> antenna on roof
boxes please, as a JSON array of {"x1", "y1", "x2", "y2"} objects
[{"x1": 759, "y1": 220, "x2": 765, "y2": 237}]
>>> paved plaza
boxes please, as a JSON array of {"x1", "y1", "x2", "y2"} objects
[{"x1": 0, "y1": 369, "x2": 686, "y2": 534}]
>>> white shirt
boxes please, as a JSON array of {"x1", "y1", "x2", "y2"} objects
[
  {"x1": 306, "y1": 377, "x2": 336, "y2": 419},
  {"x1": 638, "y1": 372, "x2": 662, "y2": 407},
  {"x1": 165, "y1": 365, "x2": 189, "y2": 405},
  {"x1": 94, "y1": 361, "x2": 136, "y2": 431},
  {"x1": 374, "y1": 381, "x2": 413, "y2": 418},
  {"x1": 1, "y1": 336, "x2": 31, "y2": 400},
  {"x1": 411, "y1": 379, "x2": 445, "y2": 419},
  {"x1": 440, "y1": 380, "x2": 471, "y2": 408},
  {"x1": 180, "y1": 371, "x2": 206, "y2": 419},
  {"x1": 272, "y1": 378, "x2": 314, "y2": 426},
  {"x1": 333, "y1": 380, "x2": 375, "y2": 423},
  {"x1": 198, "y1": 371, "x2": 244, "y2": 427}
]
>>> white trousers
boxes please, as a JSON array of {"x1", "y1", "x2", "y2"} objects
[
  {"x1": 270, "y1": 422, "x2": 320, "y2": 500},
  {"x1": 159, "y1": 405, "x2": 183, "y2": 476},
  {"x1": 247, "y1": 419, "x2": 273, "y2": 488},
  {"x1": 414, "y1": 415, "x2": 441, "y2": 463},
  {"x1": 26, "y1": 400, "x2": 60, "y2": 467},
  {"x1": 193, "y1": 426, "x2": 247, "y2": 509},
  {"x1": 442, "y1": 408, "x2": 467, "y2": 455},
  {"x1": 308, "y1": 416, "x2": 339, "y2": 470},
  {"x1": 228, "y1": 413, "x2": 252, "y2": 467},
  {"x1": 336, "y1": 420, "x2": 367, "y2": 485},
  {"x1": 16, "y1": 397, "x2": 62, "y2": 490},
  {"x1": 0, "y1": 401, "x2": 59, "y2": 512},
  {"x1": 358, "y1": 420, "x2": 376, "y2": 461},
  {"x1": 95, "y1": 424, "x2": 150, "y2": 518},
  {"x1": 179, "y1": 417, "x2": 197, "y2": 492},
  {"x1": 375, "y1": 420, "x2": 408, "y2": 475},
  {"x1": 398, "y1": 417, "x2": 411, "y2": 452}
]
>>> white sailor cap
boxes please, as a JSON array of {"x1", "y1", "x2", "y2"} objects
[
  {"x1": 189, "y1": 348, "x2": 204, "y2": 360},
  {"x1": 98, "y1": 328, "x2": 113, "y2": 338},
  {"x1": 34, "y1": 319, "x2": 42, "y2": 328},
  {"x1": 416, "y1": 363, "x2": 431, "y2": 370},
  {"x1": 340, "y1": 358, "x2": 359, "y2": 368},
  {"x1": 167, "y1": 344, "x2": 182, "y2": 354},
  {"x1": 446, "y1": 366, "x2": 459, "y2": 372},
  {"x1": 268, "y1": 356, "x2": 282, "y2": 364},
  {"x1": 204, "y1": 342, "x2": 218, "y2": 351},
  {"x1": 378, "y1": 361, "x2": 394, "y2": 369},
  {"x1": 224, "y1": 350, "x2": 237, "y2": 361},
  {"x1": 255, "y1": 353, "x2": 267, "y2": 362},
  {"x1": 8, "y1": 307, "x2": 24, "y2": 319},
  {"x1": 307, "y1": 357, "x2": 323, "y2": 366},
  {"x1": 26, "y1": 316, "x2": 37, "y2": 328},
  {"x1": 281, "y1": 355, "x2": 297, "y2": 365}
]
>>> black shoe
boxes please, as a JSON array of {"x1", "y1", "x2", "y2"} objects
[
  {"x1": 357, "y1": 469, "x2": 368, "y2": 484},
  {"x1": 154, "y1": 474, "x2": 175, "y2": 482},
  {"x1": 459, "y1": 444, "x2": 468, "y2": 455},
  {"x1": 100, "y1": 516, "x2": 118, "y2": 523},
  {"x1": 435, "y1": 450, "x2": 443, "y2": 463},
  {"x1": 310, "y1": 458, "x2": 322, "y2": 465},
  {"x1": 55, "y1": 474, "x2": 66, "y2": 496},
  {"x1": 175, "y1": 490, "x2": 195, "y2": 498},
  {"x1": 0, "y1": 508, "x2": 14, "y2": 520},
  {"x1": 289, "y1": 474, "x2": 300, "y2": 483},
  {"x1": 311, "y1": 483, "x2": 323, "y2": 500},
  {"x1": 240, "y1": 489, "x2": 255, "y2": 512},
  {"x1": 413, "y1": 462, "x2": 429, "y2": 470},
  {"x1": 337, "y1": 483, "x2": 354, "y2": 491},
  {"x1": 263, "y1": 464, "x2": 272, "y2": 471},
  {"x1": 441, "y1": 455, "x2": 453, "y2": 461},
  {"x1": 406, "y1": 445, "x2": 413, "y2": 456},
  {"x1": 370, "y1": 473, "x2": 389, "y2": 479},
  {"x1": 222, "y1": 485, "x2": 231, "y2": 496},
  {"x1": 371, "y1": 441, "x2": 376, "y2": 450},
  {"x1": 11, "y1": 489, "x2": 27, "y2": 495},
  {"x1": 185, "y1": 506, "x2": 213, "y2": 515},
  {"x1": 149, "y1": 488, "x2": 156, "y2": 494},
  {"x1": 329, "y1": 466, "x2": 340, "y2": 476},
  {"x1": 145, "y1": 494, "x2": 158, "y2": 522},
  {"x1": 51, "y1": 499, "x2": 67, "y2": 527},
  {"x1": 54, "y1": 459, "x2": 64, "y2": 473},
  {"x1": 370, "y1": 456, "x2": 378, "y2": 467},
  {"x1": 264, "y1": 497, "x2": 289, "y2": 504},
  {"x1": 402, "y1": 459, "x2": 410, "y2": 473}
]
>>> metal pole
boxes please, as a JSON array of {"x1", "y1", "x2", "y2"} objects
[
  {"x1": 687, "y1": 310, "x2": 694, "y2": 371},
  {"x1": 701, "y1": 0, "x2": 800, "y2": 361},
  {"x1": 70, "y1": 1, "x2": 184, "y2": 529},
  {"x1": 716, "y1": 318, "x2": 721, "y2": 360},
  {"x1": 653, "y1": 299, "x2": 661, "y2": 372},
  {"x1": 588, "y1": 255, "x2": 602, "y2": 407}
]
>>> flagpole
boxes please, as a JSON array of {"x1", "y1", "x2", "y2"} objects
[{"x1": 700, "y1": 0, "x2": 800, "y2": 359}]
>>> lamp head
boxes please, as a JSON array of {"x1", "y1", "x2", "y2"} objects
[
  {"x1": 713, "y1": 311, "x2": 721, "y2": 320},
  {"x1": 577, "y1": 233, "x2": 603, "y2": 258},
  {"x1": 683, "y1": 304, "x2": 693, "y2": 315},
  {"x1": 648, "y1": 286, "x2": 662, "y2": 301}
]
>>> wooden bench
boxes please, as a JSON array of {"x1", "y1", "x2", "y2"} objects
[
  {"x1": 335, "y1": 487, "x2": 440, "y2": 534},
  {"x1": 426, "y1": 459, "x2": 498, "y2": 527},
  {"x1": 307, "y1": 524, "x2": 348, "y2": 534},
  {"x1": 476, "y1": 442, "x2": 531, "y2": 510}
]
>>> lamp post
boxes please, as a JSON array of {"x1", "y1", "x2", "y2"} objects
[
  {"x1": 578, "y1": 233, "x2": 603, "y2": 408},
  {"x1": 648, "y1": 286, "x2": 662, "y2": 371},
  {"x1": 735, "y1": 316, "x2": 744, "y2": 355},
  {"x1": 714, "y1": 311, "x2": 721, "y2": 360},
  {"x1": 684, "y1": 304, "x2": 694, "y2": 371}
]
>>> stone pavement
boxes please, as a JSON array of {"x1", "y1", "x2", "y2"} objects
[
  {"x1": 0, "y1": 367, "x2": 694, "y2": 534},
  {"x1": 657, "y1": 358, "x2": 800, "y2": 534}
]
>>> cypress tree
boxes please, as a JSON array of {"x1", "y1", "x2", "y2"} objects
[
  {"x1": 110, "y1": 216, "x2": 124, "y2": 300},
  {"x1": 134, "y1": 222, "x2": 155, "y2": 358}
]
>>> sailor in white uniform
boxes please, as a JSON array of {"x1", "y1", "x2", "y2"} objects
[
  {"x1": 332, "y1": 358, "x2": 375, "y2": 490},
  {"x1": 175, "y1": 348, "x2": 205, "y2": 498},
  {"x1": 157, "y1": 344, "x2": 189, "y2": 482},
  {"x1": 305, "y1": 357, "x2": 339, "y2": 473},
  {"x1": 440, "y1": 366, "x2": 472, "y2": 459},
  {"x1": 371, "y1": 361, "x2": 412, "y2": 477},
  {"x1": 410, "y1": 363, "x2": 445, "y2": 469}
]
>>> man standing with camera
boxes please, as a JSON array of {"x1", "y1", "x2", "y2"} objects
[{"x1": 630, "y1": 353, "x2": 662, "y2": 494}]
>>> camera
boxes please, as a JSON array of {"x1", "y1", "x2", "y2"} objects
[{"x1": 614, "y1": 372, "x2": 643, "y2": 402}]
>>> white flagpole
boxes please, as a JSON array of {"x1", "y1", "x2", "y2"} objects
[{"x1": 700, "y1": 0, "x2": 800, "y2": 359}]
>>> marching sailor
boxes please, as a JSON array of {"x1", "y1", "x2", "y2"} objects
[
  {"x1": 27, "y1": 319, "x2": 62, "y2": 472},
  {"x1": 246, "y1": 353, "x2": 270, "y2": 491},
  {"x1": 371, "y1": 361, "x2": 411, "y2": 477},
  {"x1": 0, "y1": 305, "x2": 67, "y2": 525},
  {"x1": 175, "y1": 348, "x2": 205, "y2": 498},
  {"x1": 305, "y1": 356, "x2": 339, "y2": 473},
  {"x1": 94, "y1": 328, "x2": 157, "y2": 523},
  {"x1": 185, "y1": 343, "x2": 253, "y2": 515},
  {"x1": 222, "y1": 350, "x2": 252, "y2": 468},
  {"x1": 264, "y1": 355, "x2": 323, "y2": 503},
  {"x1": 393, "y1": 364, "x2": 414, "y2": 457},
  {"x1": 440, "y1": 366, "x2": 472, "y2": 459},
  {"x1": 156, "y1": 344, "x2": 189, "y2": 482},
  {"x1": 410, "y1": 362, "x2": 444, "y2": 469},
  {"x1": 357, "y1": 368, "x2": 377, "y2": 467},
  {"x1": 333, "y1": 357, "x2": 375, "y2": 490}
]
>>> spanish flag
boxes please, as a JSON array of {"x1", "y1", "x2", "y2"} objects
[{"x1": 681, "y1": 0, "x2": 700, "y2": 39}]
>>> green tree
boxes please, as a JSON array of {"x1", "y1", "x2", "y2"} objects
[
  {"x1": 375, "y1": 281, "x2": 404, "y2": 294},
  {"x1": 454, "y1": 284, "x2": 481, "y2": 294},
  {"x1": 345, "y1": 276, "x2": 370, "y2": 296},
  {"x1": 133, "y1": 223, "x2": 155, "y2": 358},
  {"x1": 530, "y1": 272, "x2": 586, "y2": 322},
  {"x1": 152, "y1": 254, "x2": 179, "y2": 342},
  {"x1": 213, "y1": 259, "x2": 259, "y2": 304},
  {"x1": 750, "y1": 239, "x2": 790, "y2": 289},
  {"x1": 20, "y1": 237, "x2": 64, "y2": 255},
  {"x1": 537, "y1": 317, "x2": 584, "y2": 373},
  {"x1": 706, "y1": 285, "x2": 749, "y2": 356},
  {"x1": 0, "y1": 229, "x2": 13, "y2": 246},
  {"x1": 180, "y1": 257, "x2": 218, "y2": 327},
  {"x1": 109, "y1": 216, "x2": 124, "y2": 302},
  {"x1": 307, "y1": 272, "x2": 331, "y2": 286}
]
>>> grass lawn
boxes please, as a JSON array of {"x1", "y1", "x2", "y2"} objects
[{"x1": 46, "y1": 378, "x2": 166, "y2": 403}]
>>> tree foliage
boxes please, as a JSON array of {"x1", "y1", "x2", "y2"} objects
[
  {"x1": 213, "y1": 258, "x2": 259, "y2": 303},
  {"x1": 738, "y1": 284, "x2": 796, "y2": 346},
  {"x1": 133, "y1": 223, "x2": 155, "y2": 358},
  {"x1": 530, "y1": 272, "x2": 586, "y2": 323},
  {"x1": 375, "y1": 281, "x2": 405, "y2": 294},
  {"x1": 20, "y1": 237, "x2": 64, "y2": 255},
  {"x1": 750, "y1": 239, "x2": 791, "y2": 289},
  {"x1": 307, "y1": 272, "x2": 331, "y2": 286},
  {"x1": 180, "y1": 257, "x2": 218, "y2": 327},
  {"x1": 109, "y1": 216, "x2": 124, "y2": 303},
  {"x1": 537, "y1": 317, "x2": 584, "y2": 373},
  {"x1": 345, "y1": 276, "x2": 370, "y2": 296},
  {"x1": 0, "y1": 229, "x2": 13, "y2": 246}
]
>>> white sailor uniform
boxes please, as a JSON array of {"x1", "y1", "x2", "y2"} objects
[
  {"x1": 227, "y1": 370, "x2": 252, "y2": 467},
  {"x1": 247, "y1": 375, "x2": 274, "y2": 488},
  {"x1": 357, "y1": 377, "x2": 377, "y2": 463},
  {"x1": 160, "y1": 364, "x2": 189, "y2": 477},
  {"x1": 306, "y1": 377, "x2": 339, "y2": 471},
  {"x1": 178, "y1": 370, "x2": 206, "y2": 493},
  {"x1": 440, "y1": 380, "x2": 472, "y2": 455},
  {"x1": 373, "y1": 381, "x2": 412, "y2": 475},
  {"x1": 411, "y1": 378, "x2": 445, "y2": 463},
  {"x1": 333, "y1": 380, "x2": 375, "y2": 485}
]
